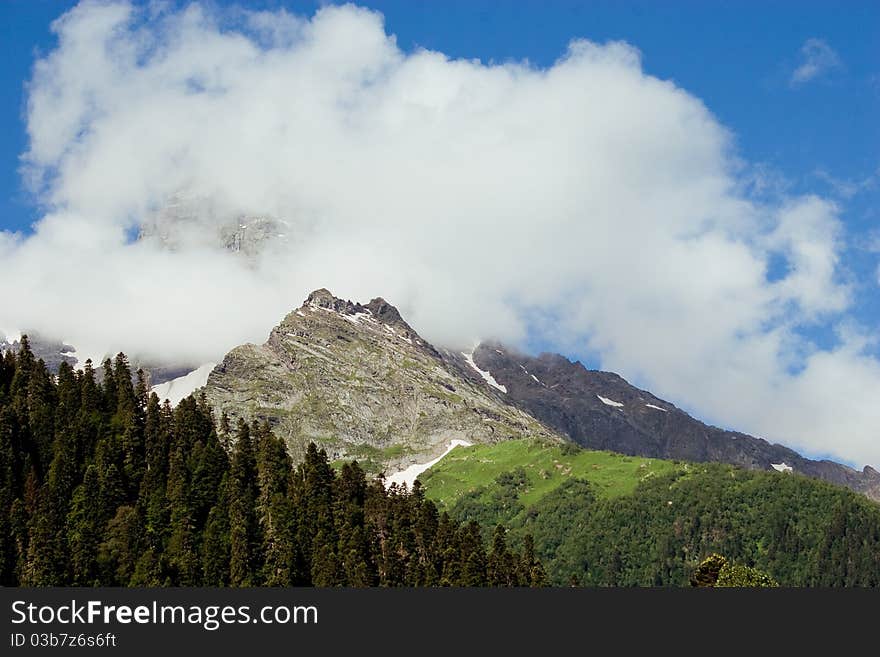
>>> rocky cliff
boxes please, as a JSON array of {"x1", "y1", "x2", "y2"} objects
[{"x1": 203, "y1": 290, "x2": 560, "y2": 473}]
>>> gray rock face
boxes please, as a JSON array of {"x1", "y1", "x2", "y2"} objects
[
  {"x1": 469, "y1": 342, "x2": 880, "y2": 502},
  {"x1": 203, "y1": 291, "x2": 560, "y2": 474},
  {"x1": 0, "y1": 332, "x2": 198, "y2": 387},
  {"x1": 138, "y1": 193, "x2": 288, "y2": 258},
  {"x1": 0, "y1": 333, "x2": 77, "y2": 372}
]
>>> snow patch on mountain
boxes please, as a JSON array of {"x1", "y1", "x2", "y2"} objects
[
  {"x1": 343, "y1": 312, "x2": 373, "y2": 325},
  {"x1": 461, "y1": 350, "x2": 507, "y2": 393},
  {"x1": 3, "y1": 330, "x2": 21, "y2": 344},
  {"x1": 517, "y1": 363, "x2": 545, "y2": 386},
  {"x1": 385, "y1": 440, "x2": 472, "y2": 489},
  {"x1": 151, "y1": 363, "x2": 216, "y2": 406},
  {"x1": 597, "y1": 394, "x2": 624, "y2": 408},
  {"x1": 645, "y1": 403, "x2": 668, "y2": 412}
]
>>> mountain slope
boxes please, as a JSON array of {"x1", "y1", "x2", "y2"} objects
[
  {"x1": 203, "y1": 289, "x2": 560, "y2": 472},
  {"x1": 463, "y1": 342, "x2": 880, "y2": 501},
  {"x1": 418, "y1": 439, "x2": 880, "y2": 586},
  {"x1": 1, "y1": 331, "x2": 198, "y2": 387},
  {"x1": 419, "y1": 438, "x2": 682, "y2": 507},
  {"x1": 138, "y1": 192, "x2": 289, "y2": 259}
]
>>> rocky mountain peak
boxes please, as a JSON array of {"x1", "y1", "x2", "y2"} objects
[
  {"x1": 302, "y1": 288, "x2": 366, "y2": 315},
  {"x1": 304, "y1": 287, "x2": 342, "y2": 308},
  {"x1": 205, "y1": 293, "x2": 559, "y2": 473},
  {"x1": 298, "y1": 289, "x2": 418, "y2": 334},
  {"x1": 365, "y1": 297, "x2": 404, "y2": 325},
  {"x1": 139, "y1": 193, "x2": 289, "y2": 258}
]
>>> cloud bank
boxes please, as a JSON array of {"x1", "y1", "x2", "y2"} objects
[{"x1": 3, "y1": 1, "x2": 878, "y2": 467}]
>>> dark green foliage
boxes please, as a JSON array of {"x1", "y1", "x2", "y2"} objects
[
  {"x1": 67, "y1": 466, "x2": 102, "y2": 585},
  {"x1": 444, "y1": 463, "x2": 880, "y2": 587},
  {"x1": 0, "y1": 342, "x2": 530, "y2": 586},
  {"x1": 449, "y1": 468, "x2": 529, "y2": 528},
  {"x1": 228, "y1": 421, "x2": 261, "y2": 586}
]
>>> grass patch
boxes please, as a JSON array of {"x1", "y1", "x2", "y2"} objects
[
  {"x1": 335, "y1": 442, "x2": 415, "y2": 475},
  {"x1": 419, "y1": 438, "x2": 682, "y2": 509}
]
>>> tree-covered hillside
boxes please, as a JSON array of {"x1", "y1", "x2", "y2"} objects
[
  {"x1": 420, "y1": 440, "x2": 880, "y2": 586},
  {"x1": 0, "y1": 338, "x2": 542, "y2": 586}
]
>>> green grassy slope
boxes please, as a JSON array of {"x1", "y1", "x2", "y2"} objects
[
  {"x1": 419, "y1": 438, "x2": 683, "y2": 508},
  {"x1": 417, "y1": 438, "x2": 880, "y2": 587}
]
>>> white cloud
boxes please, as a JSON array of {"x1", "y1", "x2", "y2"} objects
[
  {"x1": 790, "y1": 38, "x2": 842, "y2": 86},
  {"x1": 2, "y1": 1, "x2": 879, "y2": 467}
]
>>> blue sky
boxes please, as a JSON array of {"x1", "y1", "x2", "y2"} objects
[{"x1": 0, "y1": 1, "x2": 878, "y2": 466}]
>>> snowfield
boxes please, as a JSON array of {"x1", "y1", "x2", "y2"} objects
[
  {"x1": 461, "y1": 350, "x2": 507, "y2": 393},
  {"x1": 597, "y1": 394, "x2": 624, "y2": 408},
  {"x1": 3, "y1": 330, "x2": 21, "y2": 345},
  {"x1": 385, "y1": 439, "x2": 472, "y2": 489},
  {"x1": 151, "y1": 363, "x2": 216, "y2": 406}
]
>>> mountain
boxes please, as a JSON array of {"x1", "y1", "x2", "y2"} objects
[
  {"x1": 0, "y1": 332, "x2": 198, "y2": 388},
  {"x1": 1, "y1": 331, "x2": 78, "y2": 372},
  {"x1": 203, "y1": 289, "x2": 560, "y2": 472},
  {"x1": 138, "y1": 192, "x2": 288, "y2": 258},
  {"x1": 461, "y1": 342, "x2": 880, "y2": 501}
]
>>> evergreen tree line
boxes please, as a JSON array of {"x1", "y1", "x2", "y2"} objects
[{"x1": 0, "y1": 338, "x2": 544, "y2": 586}]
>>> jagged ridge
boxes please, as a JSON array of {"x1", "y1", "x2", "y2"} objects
[
  {"x1": 204, "y1": 290, "x2": 560, "y2": 473},
  {"x1": 462, "y1": 342, "x2": 880, "y2": 501}
]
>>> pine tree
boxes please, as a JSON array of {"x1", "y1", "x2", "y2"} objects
[
  {"x1": 0, "y1": 409, "x2": 17, "y2": 584},
  {"x1": 101, "y1": 359, "x2": 117, "y2": 419},
  {"x1": 26, "y1": 360, "x2": 57, "y2": 478},
  {"x1": 437, "y1": 512, "x2": 461, "y2": 586},
  {"x1": 310, "y1": 536, "x2": 342, "y2": 586},
  {"x1": 251, "y1": 423, "x2": 296, "y2": 585},
  {"x1": 292, "y1": 442, "x2": 336, "y2": 577},
  {"x1": 67, "y1": 466, "x2": 102, "y2": 585},
  {"x1": 119, "y1": 368, "x2": 147, "y2": 498},
  {"x1": 334, "y1": 462, "x2": 373, "y2": 586},
  {"x1": 520, "y1": 534, "x2": 546, "y2": 587},
  {"x1": 458, "y1": 521, "x2": 487, "y2": 586},
  {"x1": 165, "y1": 436, "x2": 199, "y2": 585},
  {"x1": 140, "y1": 394, "x2": 170, "y2": 554},
  {"x1": 9, "y1": 497, "x2": 29, "y2": 584},
  {"x1": 98, "y1": 506, "x2": 142, "y2": 585},
  {"x1": 202, "y1": 475, "x2": 231, "y2": 586},
  {"x1": 228, "y1": 421, "x2": 261, "y2": 586},
  {"x1": 487, "y1": 524, "x2": 516, "y2": 586},
  {"x1": 23, "y1": 488, "x2": 66, "y2": 585}
]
